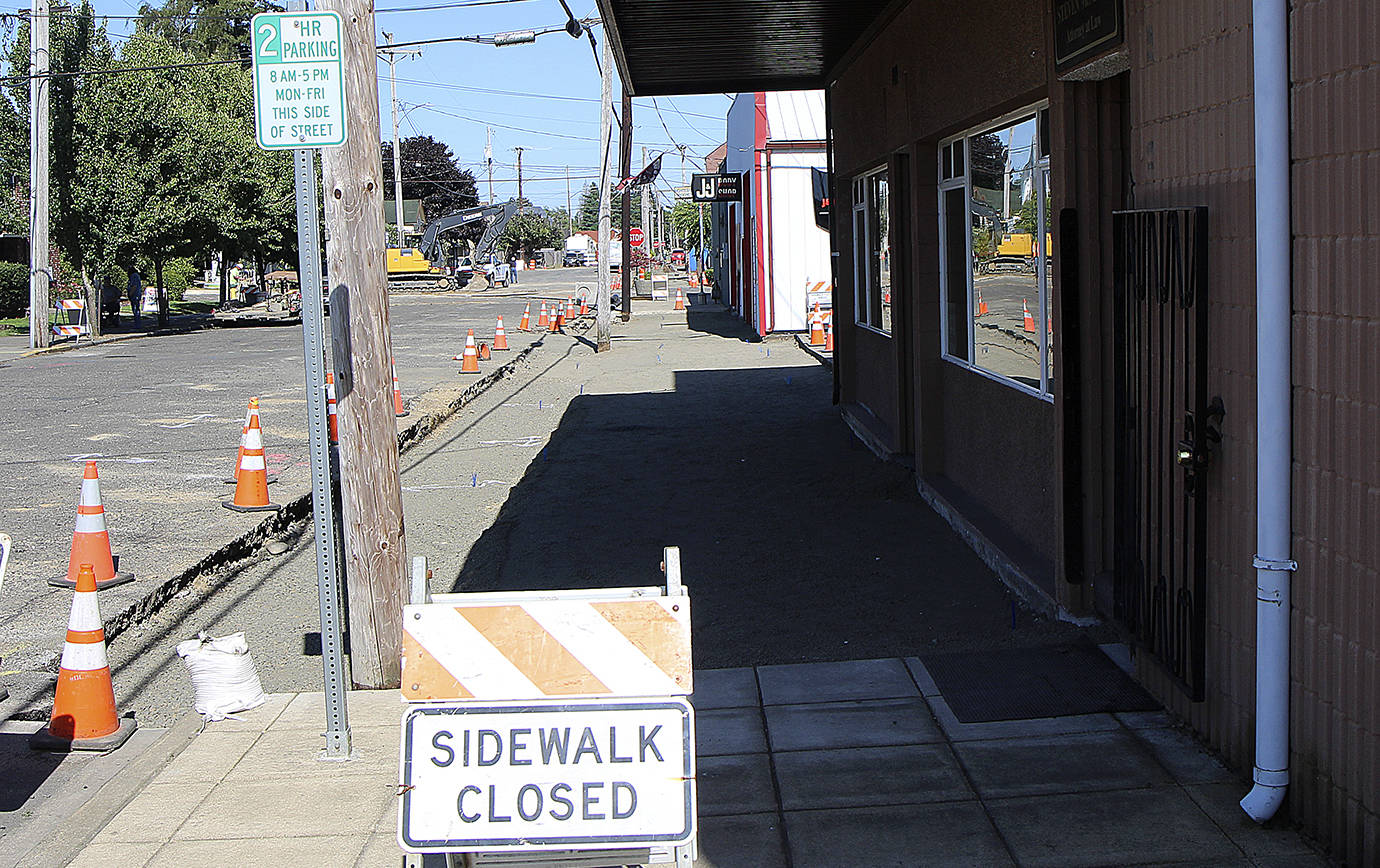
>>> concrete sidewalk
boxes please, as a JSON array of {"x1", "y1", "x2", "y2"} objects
[
  {"x1": 53, "y1": 301, "x2": 1325, "y2": 866},
  {"x1": 65, "y1": 660, "x2": 1322, "y2": 867}
]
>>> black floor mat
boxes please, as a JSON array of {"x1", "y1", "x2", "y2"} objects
[{"x1": 920, "y1": 638, "x2": 1161, "y2": 723}]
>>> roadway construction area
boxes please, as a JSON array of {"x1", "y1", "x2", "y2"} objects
[{"x1": 0, "y1": 279, "x2": 1323, "y2": 867}]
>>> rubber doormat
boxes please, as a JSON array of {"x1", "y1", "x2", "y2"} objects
[{"x1": 920, "y1": 638, "x2": 1160, "y2": 723}]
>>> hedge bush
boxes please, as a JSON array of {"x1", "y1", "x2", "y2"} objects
[{"x1": 0, "y1": 261, "x2": 28, "y2": 317}]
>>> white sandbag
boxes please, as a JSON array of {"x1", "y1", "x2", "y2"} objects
[{"x1": 177, "y1": 632, "x2": 266, "y2": 721}]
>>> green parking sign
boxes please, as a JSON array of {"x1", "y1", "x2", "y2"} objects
[{"x1": 251, "y1": 11, "x2": 347, "y2": 150}]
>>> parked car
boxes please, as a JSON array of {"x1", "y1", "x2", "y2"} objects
[
  {"x1": 670, "y1": 248, "x2": 687, "y2": 270},
  {"x1": 564, "y1": 251, "x2": 586, "y2": 267}
]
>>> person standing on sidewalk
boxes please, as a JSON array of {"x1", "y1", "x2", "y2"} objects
[{"x1": 126, "y1": 267, "x2": 142, "y2": 326}]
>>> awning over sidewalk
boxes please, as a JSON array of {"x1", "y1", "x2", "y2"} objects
[{"x1": 595, "y1": 0, "x2": 893, "y2": 95}]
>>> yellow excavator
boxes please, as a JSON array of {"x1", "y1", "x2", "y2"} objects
[{"x1": 386, "y1": 199, "x2": 518, "y2": 292}]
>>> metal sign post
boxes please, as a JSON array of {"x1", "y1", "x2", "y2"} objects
[
  {"x1": 294, "y1": 147, "x2": 351, "y2": 759},
  {"x1": 264, "y1": 0, "x2": 351, "y2": 760}
]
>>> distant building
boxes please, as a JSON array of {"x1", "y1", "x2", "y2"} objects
[
  {"x1": 719, "y1": 92, "x2": 830, "y2": 337},
  {"x1": 383, "y1": 199, "x2": 428, "y2": 244}
]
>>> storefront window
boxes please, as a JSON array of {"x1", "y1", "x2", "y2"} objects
[
  {"x1": 852, "y1": 167, "x2": 891, "y2": 335},
  {"x1": 939, "y1": 106, "x2": 1053, "y2": 398}
]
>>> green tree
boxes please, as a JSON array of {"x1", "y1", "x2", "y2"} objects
[
  {"x1": 75, "y1": 36, "x2": 250, "y2": 322},
  {"x1": 667, "y1": 200, "x2": 710, "y2": 250},
  {"x1": 498, "y1": 209, "x2": 565, "y2": 260},
  {"x1": 382, "y1": 135, "x2": 479, "y2": 223},
  {"x1": 137, "y1": 0, "x2": 267, "y2": 60},
  {"x1": 575, "y1": 181, "x2": 599, "y2": 231},
  {"x1": 4, "y1": 3, "x2": 114, "y2": 273}
]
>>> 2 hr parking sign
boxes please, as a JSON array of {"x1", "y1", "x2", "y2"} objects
[
  {"x1": 399, "y1": 699, "x2": 696, "y2": 852},
  {"x1": 250, "y1": 11, "x2": 347, "y2": 149}
]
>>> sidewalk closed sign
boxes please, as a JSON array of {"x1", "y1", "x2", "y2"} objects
[
  {"x1": 250, "y1": 11, "x2": 347, "y2": 150},
  {"x1": 399, "y1": 699, "x2": 695, "y2": 852}
]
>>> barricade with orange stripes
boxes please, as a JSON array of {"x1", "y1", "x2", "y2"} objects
[{"x1": 398, "y1": 548, "x2": 697, "y2": 860}]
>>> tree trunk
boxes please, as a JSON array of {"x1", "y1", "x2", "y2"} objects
[
  {"x1": 219, "y1": 251, "x2": 230, "y2": 305},
  {"x1": 154, "y1": 257, "x2": 167, "y2": 325},
  {"x1": 81, "y1": 268, "x2": 101, "y2": 338}
]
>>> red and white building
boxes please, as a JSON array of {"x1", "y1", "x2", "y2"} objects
[{"x1": 720, "y1": 91, "x2": 830, "y2": 337}]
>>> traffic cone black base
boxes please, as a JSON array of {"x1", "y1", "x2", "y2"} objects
[
  {"x1": 31, "y1": 714, "x2": 138, "y2": 753},
  {"x1": 222, "y1": 500, "x2": 279, "y2": 513},
  {"x1": 47, "y1": 562, "x2": 134, "y2": 590}
]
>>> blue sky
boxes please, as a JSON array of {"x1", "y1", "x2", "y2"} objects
[{"x1": 80, "y1": 0, "x2": 735, "y2": 210}]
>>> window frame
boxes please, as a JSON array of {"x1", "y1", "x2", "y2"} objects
[
  {"x1": 937, "y1": 102, "x2": 1053, "y2": 402},
  {"x1": 851, "y1": 165, "x2": 891, "y2": 337}
]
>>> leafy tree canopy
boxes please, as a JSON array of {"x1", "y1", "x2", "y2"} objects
[{"x1": 381, "y1": 135, "x2": 479, "y2": 220}]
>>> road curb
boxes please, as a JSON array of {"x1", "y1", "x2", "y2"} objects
[
  {"x1": 22, "y1": 709, "x2": 204, "y2": 868},
  {"x1": 794, "y1": 333, "x2": 833, "y2": 369},
  {"x1": 10, "y1": 317, "x2": 214, "y2": 358},
  {"x1": 99, "y1": 338, "x2": 544, "y2": 649}
]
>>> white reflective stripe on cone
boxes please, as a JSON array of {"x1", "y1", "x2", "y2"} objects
[
  {"x1": 239, "y1": 454, "x2": 266, "y2": 471},
  {"x1": 80, "y1": 478, "x2": 101, "y2": 505},
  {"x1": 243, "y1": 428, "x2": 263, "y2": 450},
  {"x1": 67, "y1": 592, "x2": 102, "y2": 632},
  {"x1": 74, "y1": 513, "x2": 108, "y2": 533},
  {"x1": 60, "y1": 642, "x2": 109, "y2": 671}
]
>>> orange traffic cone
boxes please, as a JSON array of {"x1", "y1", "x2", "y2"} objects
[
  {"x1": 977, "y1": 290, "x2": 989, "y2": 316},
  {"x1": 479, "y1": 342, "x2": 491, "y2": 361},
  {"x1": 459, "y1": 329, "x2": 480, "y2": 374},
  {"x1": 580, "y1": 296, "x2": 589, "y2": 316},
  {"x1": 518, "y1": 304, "x2": 531, "y2": 331},
  {"x1": 223, "y1": 412, "x2": 278, "y2": 512},
  {"x1": 49, "y1": 461, "x2": 133, "y2": 590},
  {"x1": 567, "y1": 297, "x2": 576, "y2": 320},
  {"x1": 809, "y1": 307, "x2": 825, "y2": 346},
  {"x1": 824, "y1": 320, "x2": 834, "y2": 353},
  {"x1": 31, "y1": 564, "x2": 137, "y2": 751},
  {"x1": 1022, "y1": 299, "x2": 1036, "y2": 333},
  {"x1": 554, "y1": 303, "x2": 565, "y2": 329},
  {"x1": 493, "y1": 316, "x2": 509, "y2": 351},
  {"x1": 391, "y1": 357, "x2": 408, "y2": 417},
  {"x1": 548, "y1": 306, "x2": 561, "y2": 332},
  {"x1": 325, "y1": 373, "x2": 339, "y2": 445},
  {"x1": 674, "y1": 289, "x2": 686, "y2": 311},
  {"x1": 224, "y1": 398, "x2": 277, "y2": 485},
  {"x1": 537, "y1": 302, "x2": 549, "y2": 329}
]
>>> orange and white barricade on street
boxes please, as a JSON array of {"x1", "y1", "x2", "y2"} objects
[{"x1": 397, "y1": 548, "x2": 697, "y2": 862}]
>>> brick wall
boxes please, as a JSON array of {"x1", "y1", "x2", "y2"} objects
[{"x1": 1127, "y1": 1, "x2": 1379, "y2": 862}]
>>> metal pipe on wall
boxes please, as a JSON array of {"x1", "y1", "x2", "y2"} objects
[{"x1": 1241, "y1": 0, "x2": 1294, "y2": 825}]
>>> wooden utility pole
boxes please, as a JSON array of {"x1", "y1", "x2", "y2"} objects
[
  {"x1": 28, "y1": 0, "x2": 49, "y2": 349},
  {"x1": 319, "y1": 0, "x2": 406, "y2": 688},
  {"x1": 513, "y1": 146, "x2": 525, "y2": 206},
  {"x1": 595, "y1": 32, "x2": 612, "y2": 351},
  {"x1": 485, "y1": 126, "x2": 493, "y2": 204},
  {"x1": 379, "y1": 35, "x2": 419, "y2": 246},
  {"x1": 619, "y1": 92, "x2": 632, "y2": 322}
]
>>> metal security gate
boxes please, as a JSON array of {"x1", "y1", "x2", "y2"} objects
[{"x1": 1111, "y1": 207, "x2": 1221, "y2": 701}]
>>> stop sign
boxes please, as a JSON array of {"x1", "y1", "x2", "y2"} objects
[{"x1": 629, "y1": 227, "x2": 645, "y2": 248}]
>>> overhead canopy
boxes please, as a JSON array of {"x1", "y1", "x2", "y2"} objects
[{"x1": 595, "y1": 0, "x2": 894, "y2": 96}]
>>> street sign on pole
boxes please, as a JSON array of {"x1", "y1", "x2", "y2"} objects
[
  {"x1": 251, "y1": 11, "x2": 347, "y2": 150},
  {"x1": 629, "y1": 227, "x2": 645, "y2": 248},
  {"x1": 399, "y1": 698, "x2": 696, "y2": 852},
  {"x1": 273, "y1": 0, "x2": 349, "y2": 758}
]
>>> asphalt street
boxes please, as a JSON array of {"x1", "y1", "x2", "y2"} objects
[{"x1": 0, "y1": 267, "x2": 598, "y2": 718}]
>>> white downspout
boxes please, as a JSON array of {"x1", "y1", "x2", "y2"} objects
[{"x1": 1241, "y1": 0, "x2": 1294, "y2": 824}]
